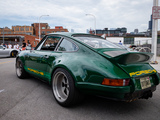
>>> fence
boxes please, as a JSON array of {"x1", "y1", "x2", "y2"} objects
[{"x1": 135, "y1": 39, "x2": 160, "y2": 56}]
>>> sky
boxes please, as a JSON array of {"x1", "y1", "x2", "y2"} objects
[{"x1": 0, "y1": 0, "x2": 157, "y2": 33}]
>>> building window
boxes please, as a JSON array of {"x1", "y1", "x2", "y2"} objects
[
  {"x1": 16, "y1": 27, "x2": 19, "y2": 31},
  {"x1": 25, "y1": 27, "x2": 29, "y2": 31},
  {"x1": 42, "y1": 27, "x2": 45, "y2": 29},
  {"x1": 124, "y1": 37, "x2": 134, "y2": 44},
  {"x1": 21, "y1": 27, "x2": 24, "y2": 31},
  {"x1": 42, "y1": 31, "x2": 45, "y2": 35}
]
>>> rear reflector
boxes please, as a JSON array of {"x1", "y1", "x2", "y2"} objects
[{"x1": 102, "y1": 78, "x2": 130, "y2": 86}]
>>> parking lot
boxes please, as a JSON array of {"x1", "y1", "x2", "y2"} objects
[{"x1": 0, "y1": 57, "x2": 160, "y2": 120}]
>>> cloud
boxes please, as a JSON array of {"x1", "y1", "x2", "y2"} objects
[{"x1": 0, "y1": 0, "x2": 155, "y2": 33}]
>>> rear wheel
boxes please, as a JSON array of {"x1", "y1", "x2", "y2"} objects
[
  {"x1": 52, "y1": 68, "x2": 83, "y2": 107},
  {"x1": 16, "y1": 58, "x2": 28, "y2": 79}
]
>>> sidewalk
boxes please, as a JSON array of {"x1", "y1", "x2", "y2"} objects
[{"x1": 150, "y1": 56, "x2": 160, "y2": 74}]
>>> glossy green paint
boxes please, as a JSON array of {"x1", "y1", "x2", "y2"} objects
[{"x1": 17, "y1": 32, "x2": 160, "y2": 101}]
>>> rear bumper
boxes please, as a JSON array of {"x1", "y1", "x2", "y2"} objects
[
  {"x1": 77, "y1": 82, "x2": 157, "y2": 101},
  {"x1": 124, "y1": 85, "x2": 156, "y2": 101}
]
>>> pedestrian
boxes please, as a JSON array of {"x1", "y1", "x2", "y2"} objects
[
  {"x1": 119, "y1": 40, "x2": 122, "y2": 45},
  {"x1": 3, "y1": 44, "x2": 6, "y2": 48},
  {"x1": 22, "y1": 40, "x2": 26, "y2": 50},
  {"x1": 5, "y1": 44, "x2": 7, "y2": 48},
  {"x1": 14, "y1": 44, "x2": 17, "y2": 49},
  {"x1": 8, "y1": 43, "x2": 12, "y2": 49},
  {"x1": 27, "y1": 40, "x2": 31, "y2": 47},
  {"x1": 16, "y1": 43, "x2": 19, "y2": 49}
]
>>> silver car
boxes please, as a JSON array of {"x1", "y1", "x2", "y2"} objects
[{"x1": 0, "y1": 45, "x2": 19, "y2": 57}]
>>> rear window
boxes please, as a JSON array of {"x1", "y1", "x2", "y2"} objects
[{"x1": 74, "y1": 36, "x2": 121, "y2": 49}]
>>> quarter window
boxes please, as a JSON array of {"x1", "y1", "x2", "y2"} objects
[{"x1": 57, "y1": 39, "x2": 78, "y2": 52}]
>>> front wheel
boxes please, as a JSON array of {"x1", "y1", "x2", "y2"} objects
[
  {"x1": 16, "y1": 58, "x2": 28, "y2": 79},
  {"x1": 52, "y1": 68, "x2": 83, "y2": 107}
]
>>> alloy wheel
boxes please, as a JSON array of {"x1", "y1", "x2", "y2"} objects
[{"x1": 52, "y1": 71, "x2": 70, "y2": 102}]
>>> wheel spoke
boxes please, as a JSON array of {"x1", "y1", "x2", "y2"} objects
[
  {"x1": 65, "y1": 87, "x2": 69, "y2": 96},
  {"x1": 62, "y1": 77, "x2": 69, "y2": 96},
  {"x1": 64, "y1": 88, "x2": 67, "y2": 95}
]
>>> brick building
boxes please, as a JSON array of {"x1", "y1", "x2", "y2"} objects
[
  {"x1": 0, "y1": 27, "x2": 14, "y2": 34},
  {"x1": 12, "y1": 25, "x2": 33, "y2": 35},
  {"x1": 89, "y1": 27, "x2": 127, "y2": 37},
  {"x1": 32, "y1": 23, "x2": 68, "y2": 39},
  {"x1": 0, "y1": 34, "x2": 39, "y2": 48},
  {"x1": 0, "y1": 23, "x2": 69, "y2": 48}
]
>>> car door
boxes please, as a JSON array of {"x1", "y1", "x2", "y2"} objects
[
  {"x1": 0, "y1": 46, "x2": 10, "y2": 57},
  {"x1": 24, "y1": 35, "x2": 62, "y2": 80}
]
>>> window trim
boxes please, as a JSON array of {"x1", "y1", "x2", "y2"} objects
[{"x1": 35, "y1": 35, "x2": 79, "y2": 52}]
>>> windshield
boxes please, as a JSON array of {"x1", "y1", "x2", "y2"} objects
[{"x1": 74, "y1": 36, "x2": 121, "y2": 49}]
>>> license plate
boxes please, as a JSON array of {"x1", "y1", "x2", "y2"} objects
[{"x1": 140, "y1": 76, "x2": 151, "y2": 89}]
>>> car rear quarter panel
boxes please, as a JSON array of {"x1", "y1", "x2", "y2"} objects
[{"x1": 51, "y1": 43, "x2": 130, "y2": 86}]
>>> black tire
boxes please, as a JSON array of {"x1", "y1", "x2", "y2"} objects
[
  {"x1": 11, "y1": 51, "x2": 18, "y2": 57},
  {"x1": 52, "y1": 68, "x2": 84, "y2": 107},
  {"x1": 16, "y1": 58, "x2": 28, "y2": 79}
]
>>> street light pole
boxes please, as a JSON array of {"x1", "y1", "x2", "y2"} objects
[
  {"x1": 86, "y1": 14, "x2": 96, "y2": 35},
  {"x1": 3, "y1": 27, "x2": 4, "y2": 44},
  {"x1": 39, "y1": 15, "x2": 49, "y2": 41}
]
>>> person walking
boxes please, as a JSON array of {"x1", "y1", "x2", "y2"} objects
[
  {"x1": 27, "y1": 40, "x2": 31, "y2": 47},
  {"x1": 22, "y1": 40, "x2": 26, "y2": 50},
  {"x1": 16, "y1": 43, "x2": 19, "y2": 49},
  {"x1": 13, "y1": 44, "x2": 17, "y2": 49},
  {"x1": 119, "y1": 40, "x2": 122, "y2": 45},
  {"x1": 8, "y1": 43, "x2": 12, "y2": 49}
]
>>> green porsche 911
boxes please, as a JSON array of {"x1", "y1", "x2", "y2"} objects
[{"x1": 15, "y1": 33, "x2": 160, "y2": 107}]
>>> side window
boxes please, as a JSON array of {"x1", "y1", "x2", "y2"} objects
[
  {"x1": 57, "y1": 39, "x2": 78, "y2": 52},
  {"x1": 40, "y1": 36, "x2": 61, "y2": 51}
]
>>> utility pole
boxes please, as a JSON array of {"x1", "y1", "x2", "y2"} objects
[
  {"x1": 3, "y1": 27, "x2": 4, "y2": 44},
  {"x1": 39, "y1": 15, "x2": 49, "y2": 41},
  {"x1": 151, "y1": 0, "x2": 158, "y2": 63},
  {"x1": 86, "y1": 14, "x2": 96, "y2": 35}
]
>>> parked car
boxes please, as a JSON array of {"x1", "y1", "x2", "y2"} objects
[
  {"x1": 0, "y1": 45, "x2": 19, "y2": 57},
  {"x1": 19, "y1": 46, "x2": 32, "y2": 51},
  {"x1": 15, "y1": 33, "x2": 160, "y2": 107}
]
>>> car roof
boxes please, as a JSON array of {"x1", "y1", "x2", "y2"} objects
[{"x1": 48, "y1": 32, "x2": 102, "y2": 38}]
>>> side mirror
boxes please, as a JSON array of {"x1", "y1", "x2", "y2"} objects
[{"x1": 3, "y1": 47, "x2": 5, "y2": 50}]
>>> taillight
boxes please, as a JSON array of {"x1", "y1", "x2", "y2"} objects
[{"x1": 102, "y1": 78, "x2": 130, "y2": 86}]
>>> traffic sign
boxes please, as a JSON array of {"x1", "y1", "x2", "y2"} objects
[{"x1": 152, "y1": 6, "x2": 160, "y2": 19}]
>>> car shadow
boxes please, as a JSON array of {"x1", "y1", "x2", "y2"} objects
[{"x1": 28, "y1": 76, "x2": 150, "y2": 114}]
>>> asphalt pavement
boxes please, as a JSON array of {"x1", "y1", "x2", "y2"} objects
[{"x1": 0, "y1": 57, "x2": 160, "y2": 120}]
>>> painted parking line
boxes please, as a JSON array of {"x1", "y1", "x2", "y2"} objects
[
  {"x1": 0, "y1": 61, "x2": 14, "y2": 64},
  {"x1": 0, "y1": 89, "x2": 4, "y2": 93}
]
